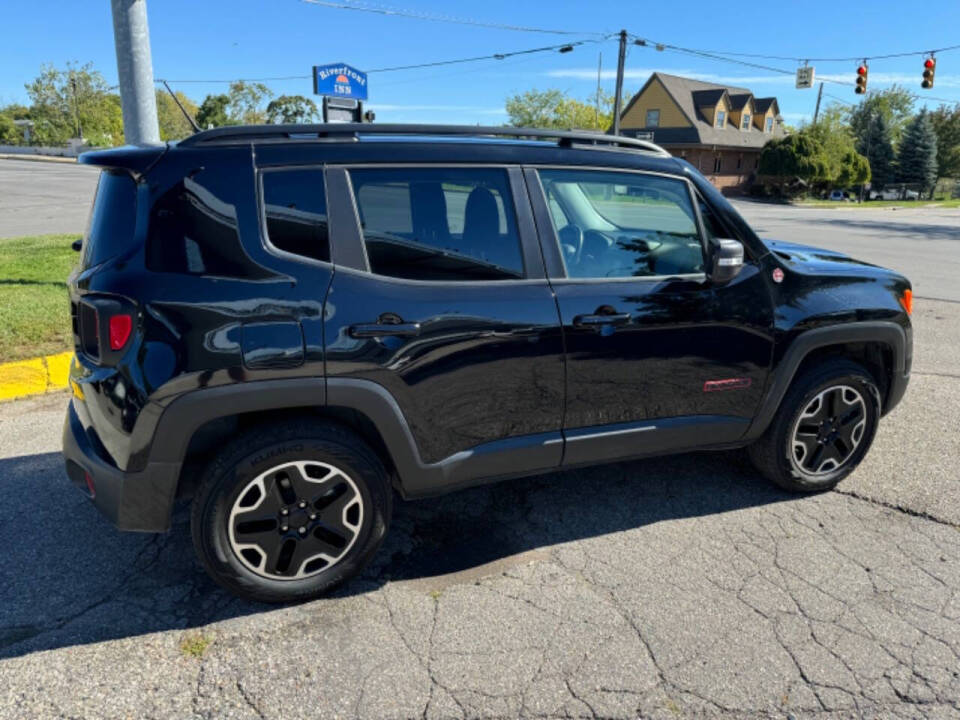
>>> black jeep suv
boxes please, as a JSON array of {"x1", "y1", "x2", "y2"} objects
[{"x1": 63, "y1": 124, "x2": 912, "y2": 602}]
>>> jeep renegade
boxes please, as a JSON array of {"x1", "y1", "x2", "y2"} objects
[{"x1": 63, "y1": 124, "x2": 912, "y2": 602}]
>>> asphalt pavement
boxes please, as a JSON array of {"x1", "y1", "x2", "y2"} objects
[
  {"x1": 1, "y1": 159, "x2": 959, "y2": 718},
  {"x1": 0, "y1": 159, "x2": 99, "y2": 237}
]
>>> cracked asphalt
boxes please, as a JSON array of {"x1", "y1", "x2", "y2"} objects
[{"x1": 2, "y1": 168, "x2": 960, "y2": 718}]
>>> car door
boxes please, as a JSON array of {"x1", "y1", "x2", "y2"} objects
[
  {"x1": 526, "y1": 166, "x2": 774, "y2": 467},
  {"x1": 323, "y1": 165, "x2": 565, "y2": 495}
]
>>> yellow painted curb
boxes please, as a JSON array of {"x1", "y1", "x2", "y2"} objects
[{"x1": 0, "y1": 352, "x2": 73, "y2": 402}]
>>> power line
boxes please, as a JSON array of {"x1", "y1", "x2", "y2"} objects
[
  {"x1": 155, "y1": 38, "x2": 605, "y2": 85},
  {"x1": 635, "y1": 43, "x2": 960, "y2": 65},
  {"x1": 300, "y1": 0, "x2": 601, "y2": 36}
]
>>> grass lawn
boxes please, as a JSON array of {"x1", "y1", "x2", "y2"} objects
[
  {"x1": 0, "y1": 234, "x2": 79, "y2": 363},
  {"x1": 795, "y1": 198, "x2": 960, "y2": 209}
]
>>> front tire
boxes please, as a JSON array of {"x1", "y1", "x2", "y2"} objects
[
  {"x1": 191, "y1": 420, "x2": 392, "y2": 603},
  {"x1": 748, "y1": 359, "x2": 881, "y2": 493}
]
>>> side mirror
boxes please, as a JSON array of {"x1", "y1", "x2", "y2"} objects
[{"x1": 710, "y1": 238, "x2": 744, "y2": 283}]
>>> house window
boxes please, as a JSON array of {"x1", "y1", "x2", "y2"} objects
[
  {"x1": 765, "y1": 116, "x2": 774, "y2": 132},
  {"x1": 741, "y1": 113, "x2": 751, "y2": 130},
  {"x1": 645, "y1": 109, "x2": 660, "y2": 127},
  {"x1": 736, "y1": 155, "x2": 742, "y2": 170},
  {"x1": 713, "y1": 155, "x2": 722, "y2": 173},
  {"x1": 715, "y1": 110, "x2": 726, "y2": 128}
]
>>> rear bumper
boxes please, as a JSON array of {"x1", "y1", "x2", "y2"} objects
[{"x1": 62, "y1": 401, "x2": 179, "y2": 533}]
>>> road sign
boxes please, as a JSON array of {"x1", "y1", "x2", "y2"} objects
[
  {"x1": 313, "y1": 63, "x2": 368, "y2": 100},
  {"x1": 795, "y1": 66, "x2": 815, "y2": 89}
]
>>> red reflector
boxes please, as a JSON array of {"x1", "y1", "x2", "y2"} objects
[
  {"x1": 84, "y1": 471, "x2": 96, "y2": 498},
  {"x1": 109, "y1": 314, "x2": 132, "y2": 350}
]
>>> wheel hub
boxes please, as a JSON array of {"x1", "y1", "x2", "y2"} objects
[
  {"x1": 227, "y1": 460, "x2": 364, "y2": 580},
  {"x1": 790, "y1": 385, "x2": 867, "y2": 476}
]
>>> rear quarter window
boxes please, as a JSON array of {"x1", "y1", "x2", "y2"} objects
[{"x1": 82, "y1": 170, "x2": 137, "y2": 268}]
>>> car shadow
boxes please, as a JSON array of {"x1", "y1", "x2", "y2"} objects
[
  {"x1": 797, "y1": 216, "x2": 960, "y2": 243},
  {"x1": 0, "y1": 448, "x2": 795, "y2": 660}
]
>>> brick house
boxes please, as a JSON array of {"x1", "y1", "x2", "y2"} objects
[{"x1": 617, "y1": 72, "x2": 786, "y2": 194}]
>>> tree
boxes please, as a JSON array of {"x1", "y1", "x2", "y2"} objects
[
  {"x1": 196, "y1": 94, "x2": 232, "y2": 129},
  {"x1": 897, "y1": 109, "x2": 938, "y2": 195},
  {"x1": 0, "y1": 114, "x2": 19, "y2": 144},
  {"x1": 929, "y1": 103, "x2": 960, "y2": 181},
  {"x1": 25, "y1": 62, "x2": 123, "y2": 146},
  {"x1": 266, "y1": 95, "x2": 319, "y2": 124},
  {"x1": 505, "y1": 89, "x2": 615, "y2": 130},
  {"x1": 847, "y1": 85, "x2": 915, "y2": 149},
  {"x1": 757, "y1": 133, "x2": 829, "y2": 195},
  {"x1": 505, "y1": 89, "x2": 565, "y2": 127},
  {"x1": 836, "y1": 150, "x2": 871, "y2": 188},
  {"x1": 155, "y1": 90, "x2": 199, "y2": 140},
  {"x1": 859, "y1": 113, "x2": 896, "y2": 190},
  {"x1": 227, "y1": 81, "x2": 272, "y2": 124},
  {"x1": 802, "y1": 105, "x2": 869, "y2": 188}
]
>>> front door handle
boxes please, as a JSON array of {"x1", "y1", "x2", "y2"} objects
[
  {"x1": 349, "y1": 322, "x2": 421, "y2": 339},
  {"x1": 573, "y1": 312, "x2": 631, "y2": 327}
]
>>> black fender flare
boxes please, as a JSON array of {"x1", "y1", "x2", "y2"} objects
[{"x1": 744, "y1": 320, "x2": 909, "y2": 441}]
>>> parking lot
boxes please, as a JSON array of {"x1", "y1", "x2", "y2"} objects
[{"x1": 1, "y1": 159, "x2": 959, "y2": 718}]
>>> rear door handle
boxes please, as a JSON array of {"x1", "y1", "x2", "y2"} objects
[
  {"x1": 349, "y1": 322, "x2": 421, "y2": 338},
  {"x1": 573, "y1": 313, "x2": 631, "y2": 327}
]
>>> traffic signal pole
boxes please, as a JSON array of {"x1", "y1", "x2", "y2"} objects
[
  {"x1": 612, "y1": 30, "x2": 627, "y2": 136},
  {"x1": 111, "y1": 0, "x2": 160, "y2": 145}
]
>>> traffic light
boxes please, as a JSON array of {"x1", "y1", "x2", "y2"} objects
[
  {"x1": 922, "y1": 57, "x2": 936, "y2": 89},
  {"x1": 855, "y1": 64, "x2": 868, "y2": 94}
]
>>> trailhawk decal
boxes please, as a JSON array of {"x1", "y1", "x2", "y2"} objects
[{"x1": 703, "y1": 378, "x2": 753, "y2": 392}]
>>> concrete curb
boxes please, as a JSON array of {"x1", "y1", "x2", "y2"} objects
[
  {"x1": 0, "y1": 154, "x2": 77, "y2": 164},
  {"x1": 0, "y1": 352, "x2": 73, "y2": 402}
]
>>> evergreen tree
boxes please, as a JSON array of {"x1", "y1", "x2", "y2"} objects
[
  {"x1": 858, "y1": 114, "x2": 895, "y2": 189},
  {"x1": 897, "y1": 109, "x2": 939, "y2": 195}
]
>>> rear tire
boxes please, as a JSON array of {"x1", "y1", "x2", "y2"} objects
[
  {"x1": 748, "y1": 359, "x2": 881, "y2": 493},
  {"x1": 191, "y1": 420, "x2": 392, "y2": 603}
]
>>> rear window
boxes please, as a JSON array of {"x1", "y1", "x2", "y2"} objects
[
  {"x1": 261, "y1": 169, "x2": 330, "y2": 263},
  {"x1": 82, "y1": 170, "x2": 137, "y2": 268},
  {"x1": 349, "y1": 167, "x2": 524, "y2": 281}
]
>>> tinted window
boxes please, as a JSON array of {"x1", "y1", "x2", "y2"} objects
[
  {"x1": 83, "y1": 170, "x2": 137, "y2": 268},
  {"x1": 349, "y1": 168, "x2": 523, "y2": 281},
  {"x1": 539, "y1": 169, "x2": 705, "y2": 279},
  {"x1": 146, "y1": 173, "x2": 273, "y2": 279},
  {"x1": 262, "y1": 169, "x2": 330, "y2": 262}
]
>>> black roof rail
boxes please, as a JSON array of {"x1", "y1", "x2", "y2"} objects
[{"x1": 176, "y1": 123, "x2": 672, "y2": 157}]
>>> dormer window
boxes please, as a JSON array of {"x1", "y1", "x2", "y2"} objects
[
  {"x1": 741, "y1": 113, "x2": 751, "y2": 130},
  {"x1": 765, "y1": 116, "x2": 774, "y2": 132},
  {"x1": 715, "y1": 110, "x2": 726, "y2": 128}
]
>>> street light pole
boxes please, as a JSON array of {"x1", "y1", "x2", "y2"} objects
[
  {"x1": 612, "y1": 29, "x2": 627, "y2": 136},
  {"x1": 111, "y1": 0, "x2": 160, "y2": 145}
]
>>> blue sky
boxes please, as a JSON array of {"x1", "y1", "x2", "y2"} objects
[{"x1": 2, "y1": 0, "x2": 959, "y2": 125}]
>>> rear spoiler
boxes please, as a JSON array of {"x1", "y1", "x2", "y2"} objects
[{"x1": 78, "y1": 144, "x2": 168, "y2": 178}]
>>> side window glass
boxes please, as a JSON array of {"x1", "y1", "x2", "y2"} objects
[
  {"x1": 349, "y1": 168, "x2": 524, "y2": 281},
  {"x1": 261, "y1": 169, "x2": 330, "y2": 263},
  {"x1": 147, "y1": 172, "x2": 274, "y2": 279},
  {"x1": 538, "y1": 169, "x2": 705, "y2": 279}
]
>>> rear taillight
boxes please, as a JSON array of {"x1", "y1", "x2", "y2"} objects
[
  {"x1": 75, "y1": 296, "x2": 136, "y2": 363},
  {"x1": 109, "y1": 314, "x2": 133, "y2": 350},
  {"x1": 85, "y1": 471, "x2": 96, "y2": 498}
]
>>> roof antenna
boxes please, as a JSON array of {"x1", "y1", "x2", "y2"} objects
[{"x1": 160, "y1": 79, "x2": 201, "y2": 133}]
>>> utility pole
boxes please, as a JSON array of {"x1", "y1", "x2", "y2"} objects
[
  {"x1": 595, "y1": 51, "x2": 602, "y2": 130},
  {"x1": 111, "y1": 0, "x2": 160, "y2": 145},
  {"x1": 69, "y1": 73, "x2": 83, "y2": 140},
  {"x1": 612, "y1": 29, "x2": 627, "y2": 135},
  {"x1": 813, "y1": 82, "x2": 824, "y2": 124}
]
